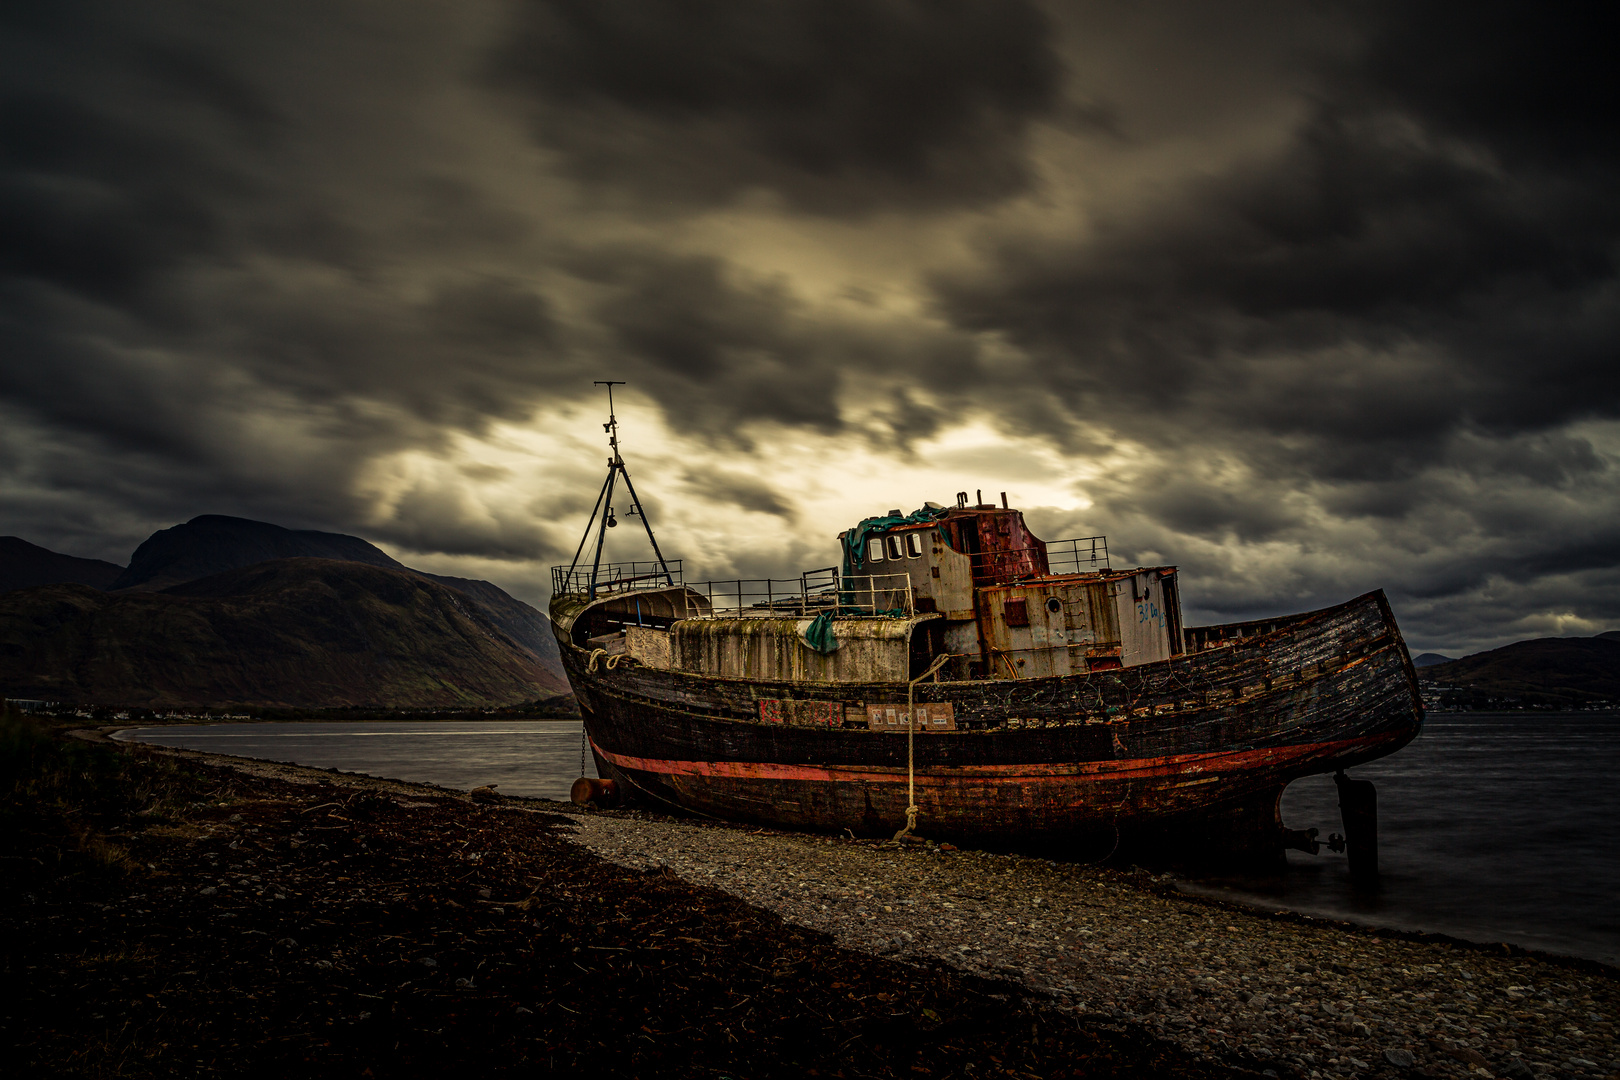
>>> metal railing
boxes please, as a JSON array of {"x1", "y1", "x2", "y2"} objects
[
  {"x1": 679, "y1": 569, "x2": 914, "y2": 619},
  {"x1": 553, "y1": 534, "x2": 1110, "y2": 604},
  {"x1": 1045, "y1": 535, "x2": 1110, "y2": 574},
  {"x1": 961, "y1": 535, "x2": 1110, "y2": 581},
  {"x1": 551, "y1": 559, "x2": 682, "y2": 597},
  {"x1": 551, "y1": 561, "x2": 914, "y2": 617}
]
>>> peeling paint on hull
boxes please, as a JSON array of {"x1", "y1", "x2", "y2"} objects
[{"x1": 555, "y1": 590, "x2": 1423, "y2": 861}]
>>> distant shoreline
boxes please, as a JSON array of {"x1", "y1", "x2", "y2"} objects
[{"x1": 108, "y1": 714, "x2": 585, "y2": 729}]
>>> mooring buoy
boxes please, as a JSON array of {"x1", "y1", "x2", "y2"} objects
[{"x1": 571, "y1": 776, "x2": 619, "y2": 807}]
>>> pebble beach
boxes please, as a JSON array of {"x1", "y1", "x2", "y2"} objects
[
  {"x1": 569, "y1": 810, "x2": 1618, "y2": 1080},
  {"x1": 10, "y1": 729, "x2": 1614, "y2": 1079}
]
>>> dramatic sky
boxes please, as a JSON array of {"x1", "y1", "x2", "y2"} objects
[{"x1": 3, "y1": 1, "x2": 1617, "y2": 655}]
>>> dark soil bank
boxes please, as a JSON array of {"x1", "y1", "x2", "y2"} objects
[{"x1": 2, "y1": 722, "x2": 1236, "y2": 1078}]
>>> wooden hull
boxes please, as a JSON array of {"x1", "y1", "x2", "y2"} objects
[{"x1": 552, "y1": 590, "x2": 1422, "y2": 863}]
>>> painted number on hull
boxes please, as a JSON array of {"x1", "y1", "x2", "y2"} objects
[
  {"x1": 758, "y1": 699, "x2": 843, "y2": 727},
  {"x1": 1137, "y1": 600, "x2": 1164, "y2": 628}
]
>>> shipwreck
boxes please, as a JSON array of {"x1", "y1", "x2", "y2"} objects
[{"x1": 549, "y1": 388, "x2": 1422, "y2": 867}]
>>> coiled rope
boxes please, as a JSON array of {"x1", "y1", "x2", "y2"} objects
[
  {"x1": 579, "y1": 647, "x2": 629, "y2": 782},
  {"x1": 585, "y1": 648, "x2": 628, "y2": 673},
  {"x1": 893, "y1": 652, "x2": 952, "y2": 841}
]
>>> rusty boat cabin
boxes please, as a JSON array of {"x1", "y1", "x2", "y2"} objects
[
  {"x1": 550, "y1": 492, "x2": 1422, "y2": 867},
  {"x1": 559, "y1": 493, "x2": 1182, "y2": 692}
]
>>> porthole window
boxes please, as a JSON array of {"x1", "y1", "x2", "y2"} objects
[
  {"x1": 1046, "y1": 597, "x2": 1063, "y2": 614},
  {"x1": 867, "y1": 537, "x2": 885, "y2": 562},
  {"x1": 884, "y1": 534, "x2": 903, "y2": 561},
  {"x1": 906, "y1": 533, "x2": 924, "y2": 558}
]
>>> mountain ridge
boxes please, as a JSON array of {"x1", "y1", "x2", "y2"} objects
[
  {"x1": 107, "y1": 514, "x2": 560, "y2": 671},
  {"x1": 1419, "y1": 632, "x2": 1620, "y2": 708},
  {"x1": 111, "y1": 515, "x2": 404, "y2": 592},
  {"x1": 0, "y1": 537, "x2": 125, "y2": 592},
  {"x1": 0, "y1": 558, "x2": 567, "y2": 708},
  {"x1": 1, "y1": 516, "x2": 565, "y2": 707}
]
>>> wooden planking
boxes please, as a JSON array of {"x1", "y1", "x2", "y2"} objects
[{"x1": 559, "y1": 589, "x2": 1423, "y2": 847}]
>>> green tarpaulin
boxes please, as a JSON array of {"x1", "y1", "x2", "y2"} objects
[
  {"x1": 840, "y1": 504, "x2": 949, "y2": 576},
  {"x1": 800, "y1": 611, "x2": 839, "y2": 654}
]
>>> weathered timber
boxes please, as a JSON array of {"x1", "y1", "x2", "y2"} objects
[
  {"x1": 551, "y1": 479, "x2": 1422, "y2": 866},
  {"x1": 554, "y1": 590, "x2": 1421, "y2": 863}
]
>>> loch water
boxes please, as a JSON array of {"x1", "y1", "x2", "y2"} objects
[
  {"x1": 118, "y1": 711, "x2": 1619, "y2": 967},
  {"x1": 115, "y1": 720, "x2": 599, "y2": 802},
  {"x1": 1181, "y1": 712, "x2": 1620, "y2": 967}
]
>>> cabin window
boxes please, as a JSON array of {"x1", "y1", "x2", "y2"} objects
[
  {"x1": 905, "y1": 533, "x2": 924, "y2": 558},
  {"x1": 884, "y1": 535, "x2": 903, "y2": 561},
  {"x1": 867, "y1": 537, "x2": 885, "y2": 562},
  {"x1": 1003, "y1": 599, "x2": 1030, "y2": 627},
  {"x1": 1046, "y1": 597, "x2": 1063, "y2": 614}
]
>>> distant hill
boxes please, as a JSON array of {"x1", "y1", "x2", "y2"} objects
[
  {"x1": 1412, "y1": 652, "x2": 1455, "y2": 667},
  {"x1": 1, "y1": 516, "x2": 568, "y2": 707},
  {"x1": 111, "y1": 515, "x2": 404, "y2": 591},
  {"x1": 0, "y1": 537, "x2": 124, "y2": 592},
  {"x1": 106, "y1": 514, "x2": 561, "y2": 673},
  {"x1": 0, "y1": 558, "x2": 567, "y2": 708},
  {"x1": 419, "y1": 572, "x2": 561, "y2": 672},
  {"x1": 1419, "y1": 633, "x2": 1620, "y2": 708}
]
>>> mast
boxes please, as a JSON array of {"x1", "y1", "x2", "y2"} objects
[{"x1": 564, "y1": 382, "x2": 674, "y2": 598}]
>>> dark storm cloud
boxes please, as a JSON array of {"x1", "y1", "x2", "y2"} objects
[
  {"x1": 921, "y1": 4, "x2": 1620, "y2": 649},
  {"x1": 6, "y1": 0, "x2": 942, "y2": 499},
  {"x1": 135, "y1": 42, "x2": 283, "y2": 138},
  {"x1": 489, "y1": 0, "x2": 1064, "y2": 212},
  {"x1": 2, "y1": 0, "x2": 1617, "y2": 649},
  {"x1": 0, "y1": 0, "x2": 1055, "y2": 555},
  {"x1": 0, "y1": 1, "x2": 582, "y2": 564},
  {"x1": 937, "y1": 100, "x2": 1620, "y2": 466},
  {"x1": 0, "y1": 92, "x2": 233, "y2": 309},
  {"x1": 570, "y1": 245, "x2": 974, "y2": 443},
  {"x1": 680, "y1": 468, "x2": 795, "y2": 519},
  {"x1": 934, "y1": 4, "x2": 1620, "y2": 457},
  {"x1": 1354, "y1": 3, "x2": 1620, "y2": 169},
  {"x1": 584, "y1": 251, "x2": 838, "y2": 426},
  {"x1": 940, "y1": 20, "x2": 1614, "y2": 422}
]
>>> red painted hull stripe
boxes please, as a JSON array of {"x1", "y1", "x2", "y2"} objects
[{"x1": 591, "y1": 735, "x2": 1389, "y2": 786}]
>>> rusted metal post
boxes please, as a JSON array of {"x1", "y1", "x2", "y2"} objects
[{"x1": 1335, "y1": 770, "x2": 1378, "y2": 882}]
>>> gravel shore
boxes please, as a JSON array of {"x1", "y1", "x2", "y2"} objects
[
  {"x1": 27, "y1": 729, "x2": 1612, "y2": 1080},
  {"x1": 8, "y1": 732, "x2": 1233, "y2": 1078},
  {"x1": 568, "y1": 809, "x2": 1618, "y2": 1080}
]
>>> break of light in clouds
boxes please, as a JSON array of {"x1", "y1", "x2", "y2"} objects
[{"x1": 3, "y1": 1, "x2": 1618, "y2": 656}]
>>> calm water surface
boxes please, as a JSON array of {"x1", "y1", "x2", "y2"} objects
[
  {"x1": 120, "y1": 712, "x2": 1618, "y2": 965},
  {"x1": 1182, "y1": 712, "x2": 1620, "y2": 967},
  {"x1": 115, "y1": 721, "x2": 598, "y2": 801}
]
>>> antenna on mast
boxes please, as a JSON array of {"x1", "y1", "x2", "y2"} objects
[{"x1": 565, "y1": 382, "x2": 674, "y2": 598}]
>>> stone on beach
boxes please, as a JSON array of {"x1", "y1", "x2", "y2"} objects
[{"x1": 567, "y1": 811, "x2": 1620, "y2": 1080}]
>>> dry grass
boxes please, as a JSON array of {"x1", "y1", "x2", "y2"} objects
[{"x1": 1, "y1": 700, "x2": 213, "y2": 882}]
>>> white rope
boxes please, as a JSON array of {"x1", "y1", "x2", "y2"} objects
[
  {"x1": 586, "y1": 648, "x2": 630, "y2": 672},
  {"x1": 894, "y1": 652, "x2": 952, "y2": 841}
]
